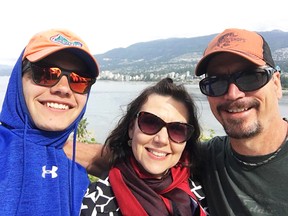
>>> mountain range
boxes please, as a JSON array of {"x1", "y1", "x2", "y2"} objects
[
  {"x1": 1, "y1": 30, "x2": 288, "y2": 76},
  {"x1": 94, "y1": 30, "x2": 288, "y2": 75}
]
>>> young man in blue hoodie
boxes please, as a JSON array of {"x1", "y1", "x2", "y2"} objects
[{"x1": 0, "y1": 29, "x2": 99, "y2": 215}]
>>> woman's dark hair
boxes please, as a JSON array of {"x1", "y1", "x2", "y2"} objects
[{"x1": 103, "y1": 77, "x2": 202, "y2": 174}]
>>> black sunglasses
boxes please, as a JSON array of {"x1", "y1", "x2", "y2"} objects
[
  {"x1": 137, "y1": 111, "x2": 194, "y2": 143},
  {"x1": 199, "y1": 67, "x2": 276, "y2": 97},
  {"x1": 23, "y1": 61, "x2": 96, "y2": 94}
]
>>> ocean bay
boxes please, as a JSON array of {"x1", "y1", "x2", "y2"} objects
[
  {"x1": 0, "y1": 77, "x2": 287, "y2": 143},
  {"x1": 86, "y1": 80, "x2": 288, "y2": 143}
]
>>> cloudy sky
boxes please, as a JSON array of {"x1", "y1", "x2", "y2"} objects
[{"x1": 1, "y1": 0, "x2": 287, "y2": 65}]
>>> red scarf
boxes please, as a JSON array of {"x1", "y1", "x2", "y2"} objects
[{"x1": 109, "y1": 154, "x2": 206, "y2": 216}]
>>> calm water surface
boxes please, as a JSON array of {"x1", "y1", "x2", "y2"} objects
[
  {"x1": 87, "y1": 80, "x2": 288, "y2": 143},
  {"x1": 0, "y1": 77, "x2": 287, "y2": 143}
]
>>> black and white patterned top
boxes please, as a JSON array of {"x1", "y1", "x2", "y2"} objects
[{"x1": 80, "y1": 176, "x2": 208, "y2": 216}]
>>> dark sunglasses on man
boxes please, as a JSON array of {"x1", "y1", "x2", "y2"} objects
[
  {"x1": 136, "y1": 111, "x2": 194, "y2": 143},
  {"x1": 199, "y1": 66, "x2": 277, "y2": 97},
  {"x1": 22, "y1": 60, "x2": 96, "y2": 94}
]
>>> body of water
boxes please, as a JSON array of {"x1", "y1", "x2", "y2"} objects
[{"x1": 1, "y1": 77, "x2": 287, "y2": 143}]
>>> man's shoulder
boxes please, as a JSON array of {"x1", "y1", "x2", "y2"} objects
[{"x1": 200, "y1": 136, "x2": 229, "y2": 154}]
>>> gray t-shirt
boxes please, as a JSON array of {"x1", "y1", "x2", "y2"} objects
[{"x1": 200, "y1": 136, "x2": 288, "y2": 216}]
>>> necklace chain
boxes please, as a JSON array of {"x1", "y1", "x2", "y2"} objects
[
  {"x1": 231, "y1": 135, "x2": 288, "y2": 167},
  {"x1": 231, "y1": 145, "x2": 283, "y2": 167}
]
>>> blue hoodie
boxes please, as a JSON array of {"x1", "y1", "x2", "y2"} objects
[{"x1": 0, "y1": 52, "x2": 90, "y2": 215}]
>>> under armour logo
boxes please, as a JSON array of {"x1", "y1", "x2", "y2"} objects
[{"x1": 42, "y1": 166, "x2": 58, "y2": 178}]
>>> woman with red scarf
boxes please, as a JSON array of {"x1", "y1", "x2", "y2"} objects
[{"x1": 81, "y1": 78, "x2": 207, "y2": 216}]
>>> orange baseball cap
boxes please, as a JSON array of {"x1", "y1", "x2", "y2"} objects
[
  {"x1": 23, "y1": 29, "x2": 99, "y2": 77},
  {"x1": 195, "y1": 28, "x2": 275, "y2": 76}
]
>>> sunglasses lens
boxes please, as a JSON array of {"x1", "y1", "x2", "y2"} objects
[
  {"x1": 167, "y1": 123, "x2": 193, "y2": 143},
  {"x1": 138, "y1": 112, "x2": 163, "y2": 135},
  {"x1": 236, "y1": 72, "x2": 269, "y2": 92},
  {"x1": 199, "y1": 77, "x2": 228, "y2": 97},
  {"x1": 31, "y1": 65, "x2": 60, "y2": 86},
  {"x1": 200, "y1": 68, "x2": 272, "y2": 97},
  {"x1": 30, "y1": 64, "x2": 95, "y2": 94},
  {"x1": 137, "y1": 112, "x2": 193, "y2": 143},
  {"x1": 69, "y1": 72, "x2": 95, "y2": 94}
]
